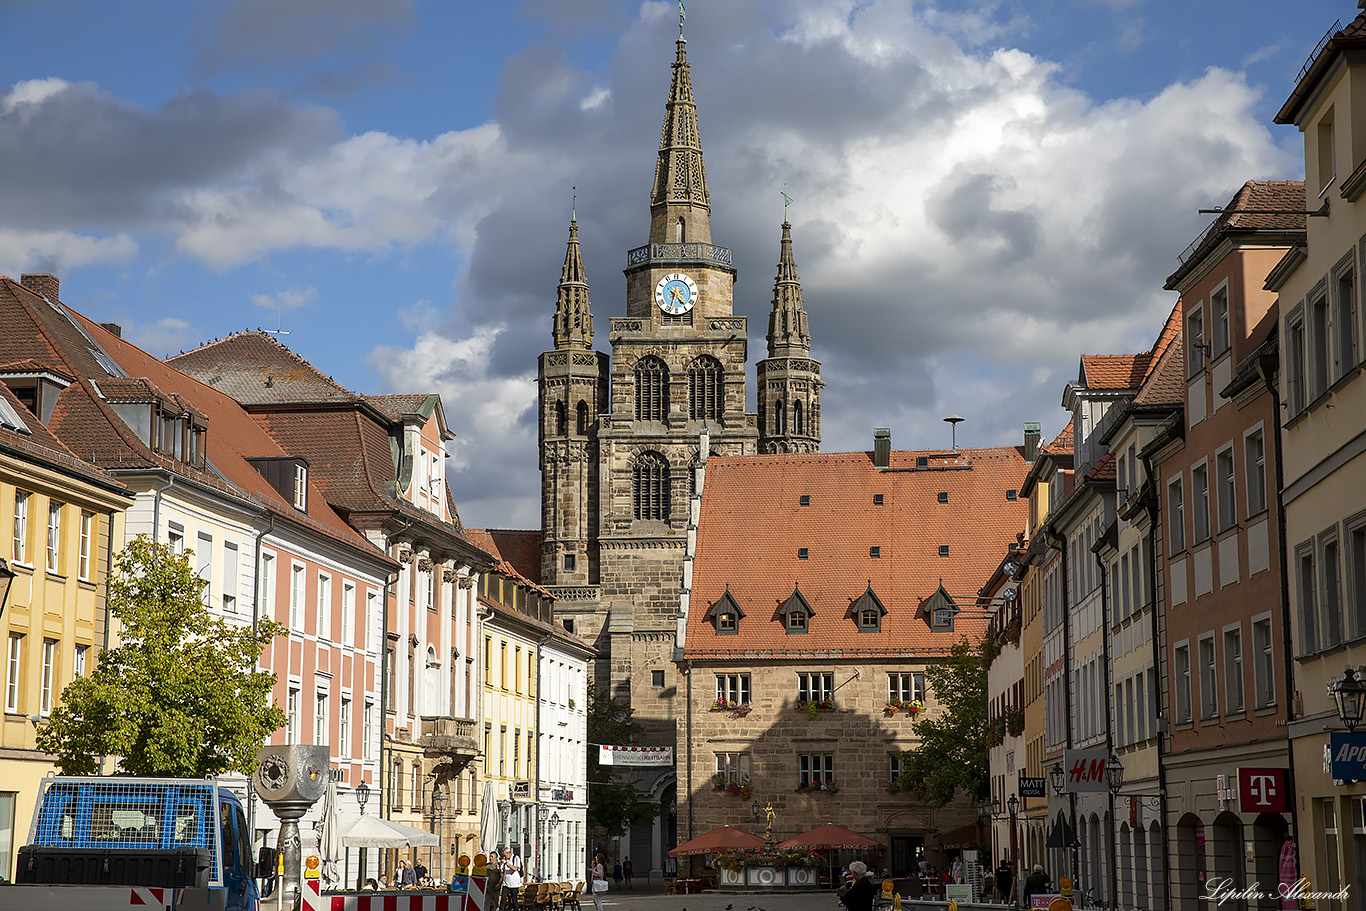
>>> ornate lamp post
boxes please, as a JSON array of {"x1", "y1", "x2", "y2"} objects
[
  {"x1": 1330, "y1": 666, "x2": 1366, "y2": 730},
  {"x1": 1006, "y1": 795, "x2": 1019, "y2": 877},
  {"x1": 355, "y1": 781, "x2": 371, "y2": 888}
]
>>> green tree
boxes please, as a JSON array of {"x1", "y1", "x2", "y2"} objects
[
  {"x1": 586, "y1": 691, "x2": 659, "y2": 835},
  {"x1": 37, "y1": 535, "x2": 287, "y2": 776},
  {"x1": 895, "y1": 637, "x2": 988, "y2": 805}
]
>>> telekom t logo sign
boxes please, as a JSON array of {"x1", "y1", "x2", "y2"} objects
[{"x1": 1237, "y1": 768, "x2": 1288, "y2": 813}]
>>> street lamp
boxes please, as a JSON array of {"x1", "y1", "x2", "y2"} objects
[
  {"x1": 1049, "y1": 762, "x2": 1065, "y2": 796},
  {"x1": 1006, "y1": 795, "x2": 1019, "y2": 891},
  {"x1": 1105, "y1": 754, "x2": 1125, "y2": 795},
  {"x1": 1331, "y1": 666, "x2": 1366, "y2": 730},
  {"x1": 356, "y1": 781, "x2": 370, "y2": 814}
]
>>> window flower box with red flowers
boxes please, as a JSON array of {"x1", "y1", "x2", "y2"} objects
[
  {"x1": 883, "y1": 698, "x2": 925, "y2": 718},
  {"x1": 711, "y1": 774, "x2": 752, "y2": 798},
  {"x1": 710, "y1": 697, "x2": 752, "y2": 717},
  {"x1": 794, "y1": 779, "x2": 839, "y2": 794}
]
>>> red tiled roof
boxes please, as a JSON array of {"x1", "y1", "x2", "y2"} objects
[
  {"x1": 1165, "y1": 182, "x2": 1306, "y2": 289},
  {"x1": 1132, "y1": 326, "x2": 1186, "y2": 408},
  {"x1": 1043, "y1": 419, "x2": 1073, "y2": 454},
  {"x1": 0, "y1": 381, "x2": 127, "y2": 494},
  {"x1": 1084, "y1": 451, "x2": 1116, "y2": 483},
  {"x1": 685, "y1": 446, "x2": 1029, "y2": 658},
  {"x1": 465, "y1": 528, "x2": 551, "y2": 598},
  {"x1": 170, "y1": 332, "x2": 358, "y2": 405},
  {"x1": 1080, "y1": 354, "x2": 1150, "y2": 391},
  {"x1": 482, "y1": 529, "x2": 543, "y2": 586}
]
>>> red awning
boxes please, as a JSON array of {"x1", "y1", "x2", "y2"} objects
[
  {"x1": 775, "y1": 823, "x2": 886, "y2": 851},
  {"x1": 669, "y1": 825, "x2": 766, "y2": 857}
]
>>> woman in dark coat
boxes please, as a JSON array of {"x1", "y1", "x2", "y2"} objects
[{"x1": 839, "y1": 861, "x2": 876, "y2": 911}]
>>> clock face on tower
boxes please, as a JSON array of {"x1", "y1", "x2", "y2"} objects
[{"x1": 655, "y1": 272, "x2": 698, "y2": 315}]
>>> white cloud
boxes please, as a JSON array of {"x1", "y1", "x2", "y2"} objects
[
  {"x1": 250, "y1": 286, "x2": 318, "y2": 310},
  {"x1": 0, "y1": 229, "x2": 137, "y2": 274},
  {"x1": 3, "y1": 78, "x2": 70, "y2": 112},
  {"x1": 124, "y1": 317, "x2": 198, "y2": 358}
]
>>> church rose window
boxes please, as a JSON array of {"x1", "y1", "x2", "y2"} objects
[
  {"x1": 688, "y1": 355, "x2": 723, "y2": 421},
  {"x1": 633, "y1": 451, "x2": 671, "y2": 520},
  {"x1": 635, "y1": 356, "x2": 668, "y2": 422}
]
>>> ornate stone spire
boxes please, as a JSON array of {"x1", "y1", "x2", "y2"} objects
[
  {"x1": 552, "y1": 217, "x2": 593, "y2": 350},
  {"x1": 767, "y1": 222, "x2": 810, "y2": 357},
  {"x1": 649, "y1": 37, "x2": 712, "y2": 245}
]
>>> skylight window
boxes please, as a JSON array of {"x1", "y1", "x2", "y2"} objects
[
  {"x1": 800, "y1": 495, "x2": 811, "y2": 506},
  {"x1": 870, "y1": 546, "x2": 881, "y2": 558},
  {"x1": 798, "y1": 548, "x2": 809, "y2": 559},
  {"x1": 938, "y1": 545, "x2": 950, "y2": 557},
  {"x1": 873, "y1": 494, "x2": 884, "y2": 505},
  {"x1": 0, "y1": 398, "x2": 31, "y2": 434},
  {"x1": 938, "y1": 492, "x2": 948, "y2": 504}
]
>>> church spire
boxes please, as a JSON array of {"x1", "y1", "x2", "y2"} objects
[
  {"x1": 552, "y1": 215, "x2": 594, "y2": 350},
  {"x1": 767, "y1": 221, "x2": 811, "y2": 357},
  {"x1": 649, "y1": 36, "x2": 712, "y2": 245}
]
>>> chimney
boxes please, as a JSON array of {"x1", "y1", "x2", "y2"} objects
[
  {"x1": 20, "y1": 273, "x2": 59, "y2": 301},
  {"x1": 873, "y1": 428, "x2": 891, "y2": 469},
  {"x1": 99, "y1": 322, "x2": 123, "y2": 338},
  {"x1": 1024, "y1": 422, "x2": 1041, "y2": 464}
]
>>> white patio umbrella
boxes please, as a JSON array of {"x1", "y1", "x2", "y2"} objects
[
  {"x1": 340, "y1": 814, "x2": 441, "y2": 849},
  {"x1": 315, "y1": 777, "x2": 343, "y2": 887},
  {"x1": 478, "y1": 781, "x2": 499, "y2": 858}
]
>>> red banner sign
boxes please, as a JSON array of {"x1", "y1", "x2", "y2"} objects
[{"x1": 1239, "y1": 767, "x2": 1288, "y2": 814}]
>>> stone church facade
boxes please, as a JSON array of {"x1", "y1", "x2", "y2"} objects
[{"x1": 535, "y1": 32, "x2": 821, "y2": 874}]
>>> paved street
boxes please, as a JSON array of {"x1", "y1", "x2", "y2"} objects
[{"x1": 585, "y1": 883, "x2": 843, "y2": 911}]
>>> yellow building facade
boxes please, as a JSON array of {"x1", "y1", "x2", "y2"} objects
[{"x1": 0, "y1": 386, "x2": 132, "y2": 880}]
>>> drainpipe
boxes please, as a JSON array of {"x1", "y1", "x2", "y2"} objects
[
  {"x1": 150, "y1": 474, "x2": 175, "y2": 542},
  {"x1": 1044, "y1": 529, "x2": 1076, "y2": 885},
  {"x1": 99, "y1": 508, "x2": 118, "y2": 775},
  {"x1": 1256, "y1": 352, "x2": 1301, "y2": 849},
  {"x1": 1096, "y1": 546, "x2": 1117, "y2": 911},
  {"x1": 1138, "y1": 449, "x2": 1173, "y2": 911},
  {"x1": 247, "y1": 513, "x2": 275, "y2": 840}
]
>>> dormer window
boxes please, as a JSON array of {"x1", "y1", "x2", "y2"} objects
[
  {"x1": 247, "y1": 456, "x2": 311, "y2": 512},
  {"x1": 777, "y1": 585, "x2": 814, "y2": 635},
  {"x1": 705, "y1": 587, "x2": 744, "y2": 635},
  {"x1": 850, "y1": 584, "x2": 887, "y2": 632},
  {"x1": 922, "y1": 584, "x2": 958, "y2": 632}
]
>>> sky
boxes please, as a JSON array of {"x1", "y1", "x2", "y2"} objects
[{"x1": 0, "y1": 0, "x2": 1350, "y2": 529}]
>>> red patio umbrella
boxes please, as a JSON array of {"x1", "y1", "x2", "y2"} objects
[
  {"x1": 669, "y1": 825, "x2": 766, "y2": 856},
  {"x1": 776, "y1": 823, "x2": 887, "y2": 850}
]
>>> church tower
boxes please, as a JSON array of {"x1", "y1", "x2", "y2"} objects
[
  {"x1": 756, "y1": 221, "x2": 822, "y2": 452},
  {"x1": 538, "y1": 216, "x2": 608, "y2": 587}
]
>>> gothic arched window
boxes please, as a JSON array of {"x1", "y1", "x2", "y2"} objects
[
  {"x1": 576, "y1": 400, "x2": 590, "y2": 436},
  {"x1": 635, "y1": 356, "x2": 668, "y2": 423},
  {"x1": 555, "y1": 401, "x2": 567, "y2": 435},
  {"x1": 688, "y1": 356, "x2": 723, "y2": 422},
  {"x1": 633, "y1": 451, "x2": 671, "y2": 521},
  {"x1": 676, "y1": 217, "x2": 686, "y2": 243},
  {"x1": 793, "y1": 400, "x2": 804, "y2": 435},
  {"x1": 775, "y1": 398, "x2": 787, "y2": 435}
]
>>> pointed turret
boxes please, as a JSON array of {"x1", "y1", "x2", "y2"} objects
[
  {"x1": 767, "y1": 221, "x2": 811, "y2": 358},
  {"x1": 649, "y1": 37, "x2": 713, "y2": 245},
  {"x1": 553, "y1": 218, "x2": 594, "y2": 350},
  {"x1": 757, "y1": 220, "x2": 821, "y2": 454}
]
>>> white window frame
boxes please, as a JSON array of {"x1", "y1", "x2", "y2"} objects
[
  {"x1": 1191, "y1": 461, "x2": 1210, "y2": 544},
  {"x1": 1211, "y1": 283, "x2": 1230, "y2": 357},
  {"x1": 195, "y1": 531, "x2": 212, "y2": 605},
  {"x1": 715, "y1": 673, "x2": 751, "y2": 706},
  {"x1": 221, "y1": 541, "x2": 239, "y2": 614},
  {"x1": 39, "y1": 639, "x2": 55, "y2": 716},
  {"x1": 12, "y1": 491, "x2": 28, "y2": 565},
  {"x1": 339, "y1": 695, "x2": 351, "y2": 758},
  {"x1": 1173, "y1": 641, "x2": 1191, "y2": 724},
  {"x1": 1168, "y1": 477, "x2": 1185, "y2": 554},
  {"x1": 1333, "y1": 249, "x2": 1358, "y2": 380},
  {"x1": 363, "y1": 699, "x2": 375, "y2": 760},
  {"x1": 1223, "y1": 623, "x2": 1244, "y2": 715},
  {"x1": 289, "y1": 563, "x2": 305, "y2": 631},
  {"x1": 46, "y1": 501, "x2": 61, "y2": 574},
  {"x1": 1252, "y1": 613, "x2": 1275, "y2": 709},
  {"x1": 78, "y1": 511, "x2": 93, "y2": 581},
  {"x1": 317, "y1": 572, "x2": 331, "y2": 641},
  {"x1": 1187, "y1": 304, "x2": 1206, "y2": 377},
  {"x1": 1215, "y1": 445, "x2": 1237, "y2": 533},
  {"x1": 1244, "y1": 426, "x2": 1267, "y2": 517},
  {"x1": 73, "y1": 644, "x2": 88, "y2": 680},
  {"x1": 293, "y1": 463, "x2": 308, "y2": 511},
  {"x1": 314, "y1": 689, "x2": 328, "y2": 746},
  {"x1": 341, "y1": 582, "x2": 355, "y2": 646},
  {"x1": 287, "y1": 684, "x2": 301, "y2": 743},
  {"x1": 1199, "y1": 634, "x2": 1218, "y2": 720}
]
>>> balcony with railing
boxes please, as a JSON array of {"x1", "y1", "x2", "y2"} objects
[
  {"x1": 626, "y1": 242, "x2": 733, "y2": 268},
  {"x1": 419, "y1": 715, "x2": 480, "y2": 762}
]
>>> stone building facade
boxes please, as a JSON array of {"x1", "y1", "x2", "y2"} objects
[{"x1": 535, "y1": 29, "x2": 821, "y2": 877}]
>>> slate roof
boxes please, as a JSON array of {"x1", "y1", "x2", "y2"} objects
[{"x1": 684, "y1": 446, "x2": 1029, "y2": 659}]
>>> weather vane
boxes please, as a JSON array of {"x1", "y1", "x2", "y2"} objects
[
  {"x1": 572, "y1": 185, "x2": 577, "y2": 221},
  {"x1": 678, "y1": 1, "x2": 686, "y2": 37},
  {"x1": 782, "y1": 184, "x2": 793, "y2": 222}
]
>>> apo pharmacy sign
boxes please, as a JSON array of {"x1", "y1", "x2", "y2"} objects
[{"x1": 1329, "y1": 732, "x2": 1366, "y2": 782}]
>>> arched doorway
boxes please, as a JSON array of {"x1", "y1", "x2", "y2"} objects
[
  {"x1": 1211, "y1": 811, "x2": 1244, "y2": 890},
  {"x1": 1174, "y1": 814, "x2": 1207, "y2": 908},
  {"x1": 1251, "y1": 813, "x2": 1289, "y2": 909}
]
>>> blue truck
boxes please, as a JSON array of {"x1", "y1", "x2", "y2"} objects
[{"x1": 0, "y1": 777, "x2": 275, "y2": 910}]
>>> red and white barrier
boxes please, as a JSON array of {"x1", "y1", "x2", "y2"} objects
[{"x1": 308, "y1": 877, "x2": 488, "y2": 911}]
